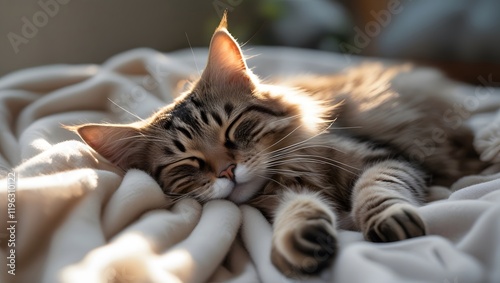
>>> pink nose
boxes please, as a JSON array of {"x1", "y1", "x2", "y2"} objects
[{"x1": 218, "y1": 164, "x2": 236, "y2": 182}]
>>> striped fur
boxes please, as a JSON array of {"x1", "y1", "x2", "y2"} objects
[{"x1": 71, "y1": 15, "x2": 486, "y2": 278}]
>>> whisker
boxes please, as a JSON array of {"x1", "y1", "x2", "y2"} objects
[
  {"x1": 265, "y1": 168, "x2": 323, "y2": 177},
  {"x1": 265, "y1": 121, "x2": 336, "y2": 157},
  {"x1": 115, "y1": 136, "x2": 167, "y2": 145},
  {"x1": 240, "y1": 21, "x2": 265, "y2": 48},
  {"x1": 267, "y1": 150, "x2": 357, "y2": 170},
  {"x1": 267, "y1": 157, "x2": 358, "y2": 175},
  {"x1": 267, "y1": 144, "x2": 347, "y2": 162},
  {"x1": 185, "y1": 32, "x2": 201, "y2": 77},
  {"x1": 165, "y1": 185, "x2": 207, "y2": 204},
  {"x1": 255, "y1": 174, "x2": 288, "y2": 190},
  {"x1": 108, "y1": 98, "x2": 144, "y2": 121},
  {"x1": 257, "y1": 124, "x2": 303, "y2": 156},
  {"x1": 329, "y1": 126, "x2": 363, "y2": 130},
  {"x1": 267, "y1": 114, "x2": 302, "y2": 125}
]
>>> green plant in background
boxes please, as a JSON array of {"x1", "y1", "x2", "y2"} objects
[{"x1": 205, "y1": 0, "x2": 352, "y2": 52}]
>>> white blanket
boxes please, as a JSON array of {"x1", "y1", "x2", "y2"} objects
[{"x1": 1, "y1": 47, "x2": 500, "y2": 283}]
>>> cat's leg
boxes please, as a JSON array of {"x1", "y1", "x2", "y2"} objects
[
  {"x1": 271, "y1": 190, "x2": 337, "y2": 277},
  {"x1": 352, "y1": 159, "x2": 428, "y2": 242}
]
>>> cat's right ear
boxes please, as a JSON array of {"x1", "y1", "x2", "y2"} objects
[
  {"x1": 201, "y1": 12, "x2": 257, "y2": 88},
  {"x1": 66, "y1": 123, "x2": 142, "y2": 170}
]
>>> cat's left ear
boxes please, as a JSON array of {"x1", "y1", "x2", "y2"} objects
[
  {"x1": 66, "y1": 123, "x2": 144, "y2": 170},
  {"x1": 201, "y1": 13, "x2": 257, "y2": 87}
]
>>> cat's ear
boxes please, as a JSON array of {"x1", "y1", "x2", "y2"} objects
[
  {"x1": 201, "y1": 13, "x2": 256, "y2": 87},
  {"x1": 67, "y1": 123, "x2": 143, "y2": 169}
]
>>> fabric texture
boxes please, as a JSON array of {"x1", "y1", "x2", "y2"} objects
[{"x1": 0, "y1": 47, "x2": 499, "y2": 283}]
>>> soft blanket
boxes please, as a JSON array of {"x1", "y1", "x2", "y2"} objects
[{"x1": 1, "y1": 47, "x2": 500, "y2": 283}]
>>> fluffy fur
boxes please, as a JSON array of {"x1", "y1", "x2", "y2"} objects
[{"x1": 70, "y1": 14, "x2": 485, "y2": 278}]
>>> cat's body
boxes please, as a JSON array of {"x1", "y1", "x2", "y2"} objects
[{"x1": 70, "y1": 15, "x2": 484, "y2": 277}]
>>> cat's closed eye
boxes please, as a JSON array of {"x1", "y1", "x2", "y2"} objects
[{"x1": 233, "y1": 119, "x2": 261, "y2": 141}]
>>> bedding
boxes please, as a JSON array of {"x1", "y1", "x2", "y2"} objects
[{"x1": 1, "y1": 47, "x2": 500, "y2": 283}]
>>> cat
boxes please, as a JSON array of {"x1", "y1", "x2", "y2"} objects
[{"x1": 68, "y1": 14, "x2": 484, "y2": 278}]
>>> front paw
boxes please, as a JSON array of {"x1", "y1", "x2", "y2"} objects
[
  {"x1": 271, "y1": 217, "x2": 337, "y2": 278},
  {"x1": 366, "y1": 203, "x2": 427, "y2": 242}
]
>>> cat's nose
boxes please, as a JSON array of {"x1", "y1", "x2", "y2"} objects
[{"x1": 218, "y1": 164, "x2": 236, "y2": 182}]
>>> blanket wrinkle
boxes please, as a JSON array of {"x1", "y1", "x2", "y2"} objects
[
  {"x1": 0, "y1": 47, "x2": 499, "y2": 283},
  {"x1": 0, "y1": 65, "x2": 98, "y2": 94},
  {"x1": 102, "y1": 169, "x2": 173, "y2": 239}
]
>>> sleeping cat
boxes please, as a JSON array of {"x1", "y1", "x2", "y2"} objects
[{"x1": 69, "y1": 14, "x2": 484, "y2": 277}]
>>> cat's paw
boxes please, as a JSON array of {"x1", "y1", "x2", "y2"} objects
[
  {"x1": 271, "y1": 217, "x2": 337, "y2": 278},
  {"x1": 366, "y1": 203, "x2": 427, "y2": 243}
]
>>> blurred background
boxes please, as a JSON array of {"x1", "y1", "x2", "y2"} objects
[{"x1": 1, "y1": 0, "x2": 499, "y2": 84}]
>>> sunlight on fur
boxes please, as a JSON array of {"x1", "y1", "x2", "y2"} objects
[{"x1": 261, "y1": 84, "x2": 327, "y2": 133}]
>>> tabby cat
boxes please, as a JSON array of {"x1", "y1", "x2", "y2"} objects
[{"x1": 70, "y1": 15, "x2": 483, "y2": 277}]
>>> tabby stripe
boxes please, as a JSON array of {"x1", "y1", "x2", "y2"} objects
[
  {"x1": 252, "y1": 126, "x2": 265, "y2": 137},
  {"x1": 224, "y1": 103, "x2": 234, "y2": 117},
  {"x1": 400, "y1": 178, "x2": 421, "y2": 198},
  {"x1": 397, "y1": 174, "x2": 421, "y2": 197},
  {"x1": 173, "y1": 140, "x2": 186, "y2": 152},
  {"x1": 177, "y1": 109, "x2": 195, "y2": 125},
  {"x1": 375, "y1": 176, "x2": 406, "y2": 187},
  {"x1": 190, "y1": 97, "x2": 202, "y2": 108},
  {"x1": 162, "y1": 119, "x2": 173, "y2": 130},
  {"x1": 245, "y1": 119, "x2": 259, "y2": 133},
  {"x1": 388, "y1": 166, "x2": 423, "y2": 183},
  {"x1": 166, "y1": 175, "x2": 188, "y2": 188},
  {"x1": 173, "y1": 180, "x2": 192, "y2": 194},
  {"x1": 163, "y1": 147, "x2": 174, "y2": 156},
  {"x1": 154, "y1": 163, "x2": 170, "y2": 181},
  {"x1": 364, "y1": 196, "x2": 400, "y2": 215},
  {"x1": 200, "y1": 111, "x2": 209, "y2": 124},
  {"x1": 187, "y1": 117, "x2": 202, "y2": 133},
  {"x1": 379, "y1": 172, "x2": 419, "y2": 196},
  {"x1": 153, "y1": 158, "x2": 195, "y2": 182},
  {"x1": 236, "y1": 119, "x2": 259, "y2": 138},
  {"x1": 363, "y1": 196, "x2": 407, "y2": 224},
  {"x1": 211, "y1": 112, "x2": 223, "y2": 126},
  {"x1": 176, "y1": 127, "x2": 193, "y2": 139},
  {"x1": 398, "y1": 168, "x2": 426, "y2": 192},
  {"x1": 172, "y1": 179, "x2": 191, "y2": 192}
]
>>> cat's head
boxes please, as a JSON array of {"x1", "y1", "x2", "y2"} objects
[{"x1": 72, "y1": 14, "x2": 330, "y2": 203}]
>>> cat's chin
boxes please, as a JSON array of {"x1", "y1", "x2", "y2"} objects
[
  {"x1": 211, "y1": 177, "x2": 266, "y2": 204},
  {"x1": 228, "y1": 179, "x2": 267, "y2": 204}
]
